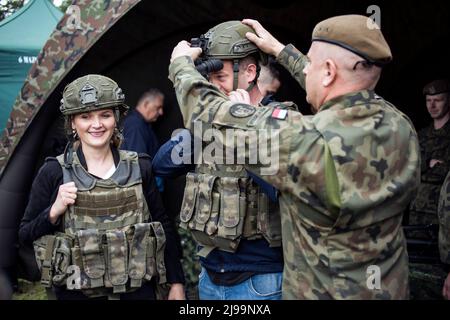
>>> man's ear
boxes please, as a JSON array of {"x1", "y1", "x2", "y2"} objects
[
  {"x1": 323, "y1": 59, "x2": 337, "y2": 87},
  {"x1": 246, "y1": 63, "x2": 257, "y2": 83}
]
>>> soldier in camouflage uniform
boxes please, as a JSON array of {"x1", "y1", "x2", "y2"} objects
[
  {"x1": 169, "y1": 16, "x2": 420, "y2": 299},
  {"x1": 408, "y1": 80, "x2": 450, "y2": 228},
  {"x1": 156, "y1": 21, "x2": 288, "y2": 300},
  {"x1": 406, "y1": 80, "x2": 450, "y2": 299},
  {"x1": 19, "y1": 75, "x2": 185, "y2": 299}
]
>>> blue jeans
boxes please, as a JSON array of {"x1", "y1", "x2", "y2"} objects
[{"x1": 198, "y1": 267, "x2": 282, "y2": 300}]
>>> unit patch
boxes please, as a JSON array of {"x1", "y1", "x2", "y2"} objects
[{"x1": 230, "y1": 103, "x2": 256, "y2": 118}]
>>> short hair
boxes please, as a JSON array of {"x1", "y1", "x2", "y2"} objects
[
  {"x1": 238, "y1": 53, "x2": 261, "y2": 83},
  {"x1": 259, "y1": 56, "x2": 281, "y2": 85},
  {"x1": 137, "y1": 88, "x2": 164, "y2": 106}
]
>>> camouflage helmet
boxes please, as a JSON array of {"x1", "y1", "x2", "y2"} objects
[
  {"x1": 201, "y1": 21, "x2": 267, "y2": 91},
  {"x1": 203, "y1": 21, "x2": 265, "y2": 61},
  {"x1": 60, "y1": 74, "x2": 128, "y2": 116}
]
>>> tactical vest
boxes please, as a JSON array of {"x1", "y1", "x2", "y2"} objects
[
  {"x1": 179, "y1": 102, "x2": 293, "y2": 257},
  {"x1": 33, "y1": 149, "x2": 167, "y2": 296}
]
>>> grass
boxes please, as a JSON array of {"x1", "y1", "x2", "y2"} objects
[{"x1": 12, "y1": 279, "x2": 47, "y2": 300}]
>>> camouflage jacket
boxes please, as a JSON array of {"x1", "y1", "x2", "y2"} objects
[
  {"x1": 409, "y1": 121, "x2": 450, "y2": 218},
  {"x1": 438, "y1": 170, "x2": 450, "y2": 264},
  {"x1": 418, "y1": 121, "x2": 450, "y2": 183},
  {"x1": 169, "y1": 44, "x2": 420, "y2": 299}
]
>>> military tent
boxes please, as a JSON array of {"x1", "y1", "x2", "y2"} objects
[
  {"x1": 0, "y1": 0, "x2": 62, "y2": 132},
  {"x1": 1, "y1": 0, "x2": 450, "y2": 298}
]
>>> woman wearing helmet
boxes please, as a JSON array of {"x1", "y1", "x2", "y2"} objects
[{"x1": 19, "y1": 75, "x2": 185, "y2": 300}]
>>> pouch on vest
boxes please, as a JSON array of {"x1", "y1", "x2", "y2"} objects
[
  {"x1": 78, "y1": 229, "x2": 105, "y2": 289},
  {"x1": 149, "y1": 222, "x2": 167, "y2": 284},
  {"x1": 243, "y1": 182, "x2": 260, "y2": 239},
  {"x1": 218, "y1": 177, "x2": 245, "y2": 240},
  {"x1": 180, "y1": 172, "x2": 198, "y2": 229},
  {"x1": 257, "y1": 193, "x2": 282, "y2": 246},
  {"x1": 105, "y1": 230, "x2": 128, "y2": 293},
  {"x1": 128, "y1": 223, "x2": 149, "y2": 288},
  {"x1": 52, "y1": 235, "x2": 72, "y2": 286},
  {"x1": 192, "y1": 174, "x2": 217, "y2": 232}
]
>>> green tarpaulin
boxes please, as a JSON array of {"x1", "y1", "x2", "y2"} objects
[{"x1": 0, "y1": 0, "x2": 62, "y2": 131}]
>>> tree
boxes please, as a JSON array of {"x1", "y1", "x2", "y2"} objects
[
  {"x1": 0, "y1": 0, "x2": 25, "y2": 22},
  {"x1": 0, "y1": 0, "x2": 72, "y2": 22},
  {"x1": 58, "y1": 0, "x2": 72, "y2": 14}
]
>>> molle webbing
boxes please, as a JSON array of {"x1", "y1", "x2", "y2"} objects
[
  {"x1": 33, "y1": 150, "x2": 168, "y2": 295},
  {"x1": 180, "y1": 166, "x2": 282, "y2": 256},
  {"x1": 74, "y1": 189, "x2": 139, "y2": 216}
]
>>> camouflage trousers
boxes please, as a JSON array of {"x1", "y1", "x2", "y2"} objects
[
  {"x1": 409, "y1": 262, "x2": 448, "y2": 300},
  {"x1": 178, "y1": 227, "x2": 201, "y2": 300}
]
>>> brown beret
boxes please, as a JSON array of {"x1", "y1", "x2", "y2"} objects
[
  {"x1": 312, "y1": 14, "x2": 392, "y2": 66},
  {"x1": 423, "y1": 79, "x2": 450, "y2": 95}
]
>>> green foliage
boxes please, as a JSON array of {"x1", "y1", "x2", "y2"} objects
[
  {"x1": 58, "y1": 0, "x2": 72, "y2": 14},
  {"x1": 12, "y1": 279, "x2": 47, "y2": 300},
  {"x1": 0, "y1": 0, "x2": 25, "y2": 22},
  {"x1": 0, "y1": 0, "x2": 73, "y2": 23},
  {"x1": 178, "y1": 227, "x2": 201, "y2": 300}
]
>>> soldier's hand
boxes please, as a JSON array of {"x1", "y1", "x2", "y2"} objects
[
  {"x1": 49, "y1": 182, "x2": 77, "y2": 224},
  {"x1": 443, "y1": 272, "x2": 450, "y2": 299},
  {"x1": 229, "y1": 89, "x2": 251, "y2": 104},
  {"x1": 171, "y1": 40, "x2": 202, "y2": 63},
  {"x1": 167, "y1": 283, "x2": 186, "y2": 300},
  {"x1": 242, "y1": 19, "x2": 285, "y2": 57}
]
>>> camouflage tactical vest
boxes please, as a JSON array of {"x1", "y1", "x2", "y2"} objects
[
  {"x1": 33, "y1": 149, "x2": 167, "y2": 296},
  {"x1": 179, "y1": 102, "x2": 292, "y2": 257}
]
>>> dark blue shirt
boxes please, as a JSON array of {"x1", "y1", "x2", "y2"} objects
[{"x1": 121, "y1": 109, "x2": 159, "y2": 158}]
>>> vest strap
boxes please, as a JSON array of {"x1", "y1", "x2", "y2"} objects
[
  {"x1": 40, "y1": 235, "x2": 56, "y2": 287},
  {"x1": 197, "y1": 245, "x2": 215, "y2": 258}
]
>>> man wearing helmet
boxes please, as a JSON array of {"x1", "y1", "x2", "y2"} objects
[
  {"x1": 157, "y1": 21, "x2": 293, "y2": 300},
  {"x1": 19, "y1": 75, "x2": 185, "y2": 300},
  {"x1": 169, "y1": 16, "x2": 420, "y2": 299}
]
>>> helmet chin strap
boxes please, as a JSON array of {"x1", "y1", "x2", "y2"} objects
[
  {"x1": 233, "y1": 59, "x2": 261, "y2": 93},
  {"x1": 233, "y1": 59, "x2": 239, "y2": 91}
]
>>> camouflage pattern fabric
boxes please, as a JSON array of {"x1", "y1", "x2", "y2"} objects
[
  {"x1": 409, "y1": 262, "x2": 448, "y2": 300},
  {"x1": 33, "y1": 150, "x2": 167, "y2": 297},
  {"x1": 168, "y1": 43, "x2": 420, "y2": 299},
  {"x1": 409, "y1": 121, "x2": 450, "y2": 226},
  {"x1": 438, "y1": 170, "x2": 450, "y2": 264},
  {"x1": 178, "y1": 227, "x2": 201, "y2": 300},
  {"x1": 0, "y1": 0, "x2": 140, "y2": 176}
]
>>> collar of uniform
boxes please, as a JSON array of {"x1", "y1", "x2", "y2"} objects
[
  {"x1": 318, "y1": 89, "x2": 376, "y2": 112},
  {"x1": 76, "y1": 144, "x2": 120, "y2": 174}
]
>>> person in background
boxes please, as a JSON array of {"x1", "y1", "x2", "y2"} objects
[{"x1": 121, "y1": 89, "x2": 165, "y2": 192}]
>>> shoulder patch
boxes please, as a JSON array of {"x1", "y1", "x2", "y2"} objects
[
  {"x1": 230, "y1": 103, "x2": 256, "y2": 118},
  {"x1": 271, "y1": 108, "x2": 288, "y2": 120}
]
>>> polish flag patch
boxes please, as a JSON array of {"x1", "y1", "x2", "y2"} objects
[{"x1": 271, "y1": 108, "x2": 288, "y2": 120}]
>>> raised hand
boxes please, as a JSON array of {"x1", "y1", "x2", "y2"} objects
[
  {"x1": 49, "y1": 181, "x2": 77, "y2": 224},
  {"x1": 171, "y1": 40, "x2": 202, "y2": 63},
  {"x1": 242, "y1": 19, "x2": 285, "y2": 57}
]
